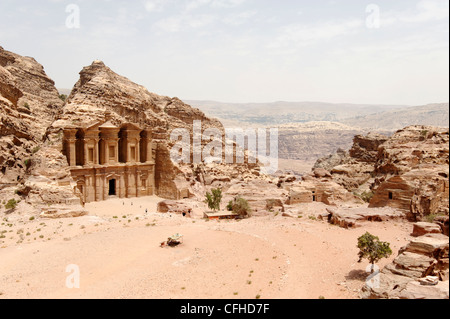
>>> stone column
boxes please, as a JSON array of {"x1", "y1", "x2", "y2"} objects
[
  {"x1": 113, "y1": 138, "x2": 119, "y2": 165},
  {"x1": 67, "y1": 139, "x2": 77, "y2": 167},
  {"x1": 105, "y1": 142, "x2": 109, "y2": 165},
  {"x1": 84, "y1": 140, "x2": 89, "y2": 166},
  {"x1": 94, "y1": 139, "x2": 100, "y2": 165},
  {"x1": 64, "y1": 129, "x2": 78, "y2": 167},
  {"x1": 136, "y1": 138, "x2": 141, "y2": 164}
]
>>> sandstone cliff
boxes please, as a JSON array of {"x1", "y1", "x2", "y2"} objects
[
  {"x1": 50, "y1": 60, "x2": 260, "y2": 201},
  {"x1": 0, "y1": 46, "x2": 86, "y2": 217},
  {"x1": 314, "y1": 126, "x2": 449, "y2": 221}
]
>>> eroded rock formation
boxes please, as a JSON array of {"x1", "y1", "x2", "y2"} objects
[
  {"x1": 314, "y1": 126, "x2": 450, "y2": 222},
  {"x1": 361, "y1": 232, "x2": 449, "y2": 299}
]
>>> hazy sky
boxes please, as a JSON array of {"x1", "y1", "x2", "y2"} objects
[{"x1": 0, "y1": 0, "x2": 448, "y2": 105}]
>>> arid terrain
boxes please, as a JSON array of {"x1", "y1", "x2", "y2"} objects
[
  {"x1": 0, "y1": 196, "x2": 413, "y2": 299},
  {"x1": 1, "y1": 46, "x2": 449, "y2": 300}
]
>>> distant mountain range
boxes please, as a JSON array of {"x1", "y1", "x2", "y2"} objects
[
  {"x1": 58, "y1": 89, "x2": 448, "y2": 166},
  {"x1": 185, "y1": 100, "x2": 449, "y2": 166},
  {"x1": 186, "y1": 100, "x2": 449, "y2": 131},
  {"x1": 185, "y1": 100, "x2": 410, "y2": 127},
  {"x1": 341, "y1": 103, "x2": 449, "y2": 131}
]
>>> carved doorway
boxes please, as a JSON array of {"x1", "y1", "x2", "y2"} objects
[{"x1": 109, "y1": 179, "x2": 117, "y2": 196}]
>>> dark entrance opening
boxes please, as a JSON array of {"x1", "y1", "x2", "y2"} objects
[
  {"x1": 389, "y1": 192, "x2": 393, "y2": 200},
  {"x1": 109, "y1": 179, "x2": 116, "y2": 196}
]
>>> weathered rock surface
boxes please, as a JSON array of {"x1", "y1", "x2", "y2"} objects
[
  {"x1": 51, "y1": 60, "x2": 262, "y2": 202},
  {"x1": 0, "y1": 47, "x2": 85, "y2": 218},
  {"x1": 40, "y1": 206, "x2": 88, "y2": 219},
  {"x1": 325, "y1": 206, "x2": 406, "y2": 229},
  {"x1": 224, "y1": 180, "x2": 288, "y2": 215},
  {"x1": 315, "y1": 126, "x2": 449, "y2": 222},
  {"x1": 412, "y1": 222, "x2": 443, "y2": 237},
  {"x1": 157, "y1": 200, "x2": 193, "y2": 215},
  {"x1": 361, "y1": 233, "x2": 449, "y2": 299}
]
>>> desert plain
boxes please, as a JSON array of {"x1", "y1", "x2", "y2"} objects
[{"x1": 0, "y1": 196, "x2": 412, "y2": 299}]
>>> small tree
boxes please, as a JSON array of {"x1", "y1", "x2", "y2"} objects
[
  {"x1": 205, "y1": 188, "x2": 222, "y2": 212},
  {"x1": 357, "y1": 232, "x2": 393, "y2": 273}
]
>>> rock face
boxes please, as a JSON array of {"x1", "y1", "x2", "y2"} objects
[
  {"x1": 1, "y1": 47, "x2": 83, "y2": 217},
  {"x1": 1, "y1": 46, "x2": 64, "y2": 184},
  {"x1": 315, "y1": 133, "x2": 389, "y2": 192},
  {"x1": 369, "y1": 127, "x2": 449, "y2": 221},
  {"x1": 49, "y1": 60, "x2": 262, "y2": 202},
  {"x1": 223, "y1": 180, "x2": 288, "y2": 216},
  {"x1": 1, "y1": 47, "x2": 262, "y2": 218},
  {"x1": 325, "y1": 206, "x2": 406, "y2": 229},
  {"x1": 315, "y1": 126, "x2": 449, "y2": 222},
  {"x1": 157, "y1": 200, "x2": 193, "y2": 215},
  {"x1": 277, "y1": 122, "x2": 363, "y2": 162},
  {"x1": 412, "y1": 222, "x2": 444, "y2": 237},
  {"x1": 361, "y1": 233, "x2": 449, "y2": 299}
]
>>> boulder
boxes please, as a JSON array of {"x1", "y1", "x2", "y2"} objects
[
  {"x1": 383, "y1": 252, "x2": 435, "y2": 279},
  {"x1": 412, "y1": 222, "x2": 443, "y2": 237},
  {"x1": 157, "y1": 200, "x2": 193, "y2": 215},
  {"x1": 326, "y1": 206, "x2": 405, "y2": 229},
  {"x1": 399, "y1": 280, "x2": 449, "y2": 299},
  {"x1": 40, "y1": 206, "x2": 88, "y2": 219},
  {"x1": 402, "y1": 234, "x2": 449, "y2": 258}
]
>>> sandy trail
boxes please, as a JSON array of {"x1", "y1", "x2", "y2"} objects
[{"x1": 0, "y1": 197, "x2": 413, "y2": 299}]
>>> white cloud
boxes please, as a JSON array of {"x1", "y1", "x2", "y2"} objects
[
  {"x1": 222, "y1": 10, "x2": 256, "y2": 26},
  {"x1": 268, "y1": 19, "x2": 364, "y2": 50},
  {"x1": 144, "y1": 0, "x2": 170, "y2": 13},
  {"x1": 153, "y1": 13, "x2": 217, "y2": 33},
  {"x1": 380, "y1": 0, "x2": 449, "y2": 27},
  {"x1": 211, "y1": 0, "x2": 246, "y2": 8},
  {"x1": 185, "y1": 0, "x2": 246, "y2": 11}
]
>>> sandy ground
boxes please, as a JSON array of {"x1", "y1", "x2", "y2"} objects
[{"x1": 0, "y1": 196, "x2": 413, "y2": 299}]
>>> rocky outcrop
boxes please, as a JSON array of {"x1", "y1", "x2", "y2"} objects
[
  {"x1": 412, "y1": 222, "x2": 444, "y2": 237},
  {"x1": 314, "y1": 133, "x2": 388, "y2": 192},
  {"x1": 361, "y1": 233, "x2": 449, "y2": 299},
  {"x1": 157, "y1": 200, "x2": 193, "y2": 215},
  {"x1": 314, "y1": 126, "x2": 449, "y2": 222},
  {"x1": 369, "y1": 126, "x2": 449, "y2": 221},
  {"x1": 224, "y1": 179, "x2": 288, "y2": 215},
  {"x1": 50, "y1": 60, "x2": 262, "y2": 201},
  {"x1": 0, "y1": 47, "x2": 81, "y2": 218},
  {"x1": 324, "y1": 207, "x2": 405, "y2": 229},
  {"x1": 277, "y1": 122, "x2": 362, "y2": 162},
  {"x1": 1, "y1": 46, "x2": 64, "y2": 185}
]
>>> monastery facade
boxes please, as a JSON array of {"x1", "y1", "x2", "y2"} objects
[{"x1": 62, "y1": 121, "x2": 155, "y2": 203}]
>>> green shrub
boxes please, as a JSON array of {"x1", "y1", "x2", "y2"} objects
[
  {"x1": 5, "y1": 199, "x2": 17, "y2": 210},
  {"x1": 357, "y1": 232, "x2": 392, "y2": 272},
  {"x1": 354, "y1": 191, "x2": 375, "y2": 203},
  {"x1": 230, "y1": 197, "x2": 251, "y2": 218},
  {"x1": 205, "y1": 188, "x2": 223, "y2": 212}
]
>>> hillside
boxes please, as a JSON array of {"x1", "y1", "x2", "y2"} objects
[
  {"x1": 187, "y1": 100, "x2": 407, "y2": 126},
  {"x1": 342, "y1": 103, "x2": 449, "y2": 131}
]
